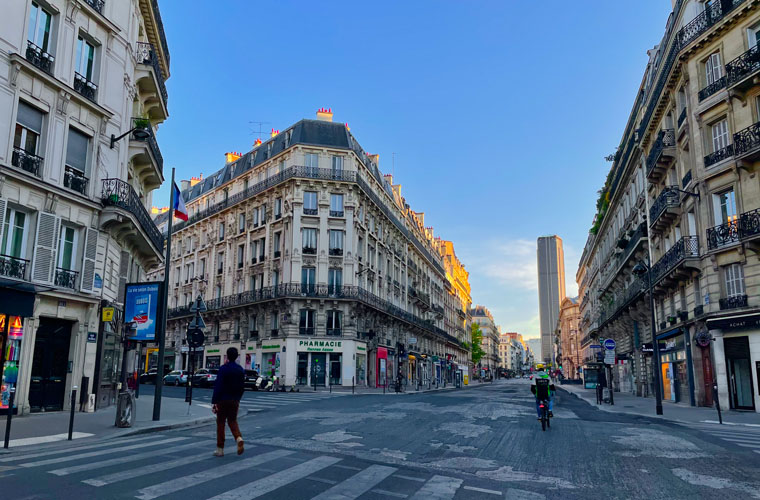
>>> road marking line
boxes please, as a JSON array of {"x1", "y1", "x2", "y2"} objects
[
  {"x1": 20, "y1": 437, "x2": 189, "y2": 468},
  {"x1": 0, "y1": 434, "x2": 162, "y2": 463},
  {"x1": 394, "y1": 474, "x2": 426, "y2": 482},
  {"x1": 334, "y1": 464, "x2": 363, "y2": 471},
  {"x1": 50, "y1": 440, "x2": 214, "y2": 476},
  {"x1": 306, "y1": 476, "x2": 339, "y2": 485},
  {"x1": 5, "y1": 432, "x2": 94, "y2": 448},
  {"x1": 410, "y1": 475, "x2": 462, "y2": 500},
  {"x1": 206, "y1": 455, "x2": 342, "y2": 500},
  {"x1": 83, "y1": 449, "x2": 215, "y2": 487},
  {"x1": 464, "y1": 485, "x2": 502, "y2": 495},
  {"x1": 312, "y1": 464, "x2": 397, "y2": 500},
  {"x1": 371, "y1": 489, "x2": 408, "y2": 498},
  {"x1": 134, "y1": 449, "x2": 293, "y2": 500}
]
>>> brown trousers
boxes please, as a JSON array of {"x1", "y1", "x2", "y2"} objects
[{"x1": 216, "y1": 400, "x2": 242, "y2": 448}]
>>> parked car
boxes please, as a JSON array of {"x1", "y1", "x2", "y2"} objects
[
  {"x1": 163, "y1": 370, "x2": 189, "y2": 386},
  {"x1": 244, "y1": 370, "x2": 259, "y2": 390},
  {"x1": 139, "y1": 369, "x2": 158, "y2": 385},
  {"x1": 193, "y1": 369, "x2": 219, "y2": 388}
]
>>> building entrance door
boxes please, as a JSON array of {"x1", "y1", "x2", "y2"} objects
[
  {"x1": 725, "y1": 336, "x2": 755, "y2": 410},
  {"x1": 311, "y1": 354, "x2": 326, "y2": 386},
  {"x1": 29, "y1": 319, "x2": 72, "y2": 412}
]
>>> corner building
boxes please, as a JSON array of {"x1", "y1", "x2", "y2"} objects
[
  {"x1": 579, "y1": 0, "x2": 760, "y2": 412},
  {"x1": 157, "y1": 110, "x2": 470, "y2": 389},
  {"x1": 0, "y1": 0, "x2": 170, "y2": 414}
]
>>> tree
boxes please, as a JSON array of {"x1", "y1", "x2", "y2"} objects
[{"x1": 470, "y1": 323, "x2": 486, "y2": 366}]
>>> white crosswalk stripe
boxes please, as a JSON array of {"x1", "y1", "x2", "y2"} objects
[
  {"x1": 206, "y1": 455, "x2": 342, "y2": 500},
  {"x1": 691, "y1": 423, "x2": 760, "y2": 454},
  {"x1": 312, "y1": 464, "x2": 397, "y2": 499},
  {"x1": 18, "y1": 436, "x2": 189, "y2": 468},
  {"x1": 409, "y1": 475, "x2": 463, "y2": 499},
  {"x1": 83, "y1": 449, "x2": 212, "y2": 487},
  {"x1": 135, "y1": 449, "x2": 294, "y2": 500},
  {"x1": 0, "y1": 434, "x2": 162, "y2": 463}
]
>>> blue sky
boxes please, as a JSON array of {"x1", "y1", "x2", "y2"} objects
[{"x1": 155, "y1": 1, "x2": 672, "y2": 339}]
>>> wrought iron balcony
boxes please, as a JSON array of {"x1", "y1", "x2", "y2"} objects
[
  {"x1": 646, "y1": 129, "x2": 675, "y2": 180},
  {"x1": 299, "y1": 327, "x2": 315, "y2": 335},
  {"x1": 25, "y1": 41, "x2": 54, "y2": 75},
  {"x1": 55, "y1": 267, "x2": 78, "y2": 289},
  {"x1": 694, "y1": 305, "x2": 704, "y2": 317},
  {"x1": 273, "y1": 250, "x2": 281, "y2": 259},
  {"x1": 303, "y1": 208, "x2": 318, "y2": 215},
  {"x1": 64, "y1": 166, "x2": 89, "y2": 195},
  {"x1": 11, "y1": 147, "x2": 42, "y2": 177},
  {"x1": 73, "y1": 72, "x2": 97, "y2": 102},
  {"x1": 0, "y1": 255, "x2": 29, "y2": 281},
  {"x1": 681, "y1": 170, "x2": 692, "y2": 188},
  {"x1": 677, "y1": 0, "x2": 744, "y2": 48},
  {"x1": 733, "y1": 121, "x2": 760, "y2": 161},
  {"x1": 258, "y1": 253, "x2": 265, "y2": 261},
  {"x1": 83, "y1": 0, "x2": 105, "y2": 14},
  {"x1": 329, "y1": 248, "x2": 343, "y2": 256},
  {"x1": 101, "y1": 178, "x2": 164, "y2": 252},
  {"x1": 739, "y1": 208, "x2": 760, "y2": 242},
  {"x1": 650, "y1": 236, "x2": 699, "y2": 285},
  {"x1": 130, "y1": 117, "x2": 163, "y2": 175},
  {"x1": 706, "y1": 220, "x2": 739, "y2": 250},
  {"x1": 329, "y1": 210, "x2": 344, "y2": 217},
  {"x1": 678, "y1": 107, "x2": 687, "y2": 127},
  {"x1": 303, "y1": 246, "x2": 316, "y2": 255},
  {"x1": 719, "y1": 294, "x2": 748, "y2": 310},
  {"x1": 704, "y1": 143, "x2": 734, "y2": 167},
  {"x1": 649, "y1": 187, "x2": 680, "y2": 228},
  {"x1": 726, "y1": 44, "x2": 760, "y2": 91},
  {"x1": 326, "y1": 328, "x2": 342, "y2": 336},
  {"x1": 698, "y1": 76, "x2": 726, "y2": 102},
  {"x1": 135, "y1": 42, "x2": 168, "y2": 107}
]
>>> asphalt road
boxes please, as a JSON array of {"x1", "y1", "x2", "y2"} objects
[{"x1": 3, "y1": 379, "x2": 759, "y2": 499}]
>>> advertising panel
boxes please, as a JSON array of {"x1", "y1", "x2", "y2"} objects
[{"x1": 125, "y1": 282, "x2": 162, "y2": 341}]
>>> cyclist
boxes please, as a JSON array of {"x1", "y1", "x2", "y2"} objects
[{"x1": 530, "y1": 363, "x2": 555, "y2": 419}]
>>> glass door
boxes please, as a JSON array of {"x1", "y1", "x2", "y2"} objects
[
  {"x1": 311, "y1": 354, "x2": 326, "y2": 386},
  {"x1": 1, "y1": 316, "x2": 24, "y2": 412},
  {"x1": 725, "y1": 336, "x2": 755, "y2": 410}
]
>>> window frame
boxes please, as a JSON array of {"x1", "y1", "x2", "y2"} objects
[
  {"x1": 57, "y1": 224, "x2": 78, "y2": 271},
  {"x1": 2, "y1": 208, "x2": 30, "y2": 260}
]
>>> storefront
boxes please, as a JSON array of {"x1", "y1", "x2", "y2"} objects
[
  {"x1": 708, "y1": 314, "x2": 760, "y2": 413},
  {"x1": 0, "y1": 315, "x2": 25, "y2": 414},
  {"x1": 656, "y1": 328, "x2": 695, "y2": 405},
  {"x1": 376, "y1": 346, "x2": 388, "y2": 387}
]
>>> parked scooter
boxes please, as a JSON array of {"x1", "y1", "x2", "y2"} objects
[{"x1": 255, "y1": 376, "x2": 274, "y2": 391}]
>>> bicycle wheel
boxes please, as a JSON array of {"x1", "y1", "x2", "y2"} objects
[{"x1": 541, "y1": 408, "x2": 547, "y2": 431}]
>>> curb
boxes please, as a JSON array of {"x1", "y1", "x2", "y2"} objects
[{"x1": 112, "y1": 408, "x2": 259, "y2": 438}]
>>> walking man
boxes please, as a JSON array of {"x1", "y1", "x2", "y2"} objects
[{"x1": 212, "y1": 347, "x2": 245, "y2": 457}]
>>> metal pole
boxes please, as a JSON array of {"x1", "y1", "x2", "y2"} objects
[
  {"x1": 153, "y1": 168, "x2": 176, "y2": 421},
  {"x1": 713, "y1": 381, "x2": 723, "y2": 424},
  {"x1": 648, "y1": 262, "x2": 664, "y2": 415},
  {"x1": 3, "y1": 388, "x2": 15, "y2": 448},
  {"x1": 68, "y1": 387, "x2": 77, "y2": 440}
]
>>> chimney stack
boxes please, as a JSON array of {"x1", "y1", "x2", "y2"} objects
[
  {"x1": 180, "y1": 179, "x2": 190, "y2": 191},
  {"x1": 316, "y1": 107, "x2": 333, "y2": 122},
  {"x1": 225, "y1": 151, "x2": 242, "y2": 163},
  {"x1": 254, "y1": 138, "x2": 262, "y2": 148}
]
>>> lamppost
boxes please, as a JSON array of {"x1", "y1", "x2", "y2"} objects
[{"x1": 632, "y1": 258, "x2": 664, "y2": 415}]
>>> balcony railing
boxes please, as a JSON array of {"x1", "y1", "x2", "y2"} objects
[
  {"x1": 64, "y1": 166, "x2": 89, "y2": 195},
  {"x1": 273, "y1": 250, "x2": 281, "y2": 259},
  {"x1": 649, "y1": 187, "x2": 680, "y2": 226},
  {"x1": 326, "y1": 329, "x2": 342, "y2": 336},
  {"x1": 55, "y1": 267, "x2": 78, "y2": 289},
  {"x1": 646, "y1": 129, "x2": 675, "y2": 175},
  {"x1": 25, "y1": 41, "x2": 54, "y2": 74},
  {"x1": 150, "y1": 0, "x2": 170, "y2": 67},
  {"x1": 0, "y1": 255, "x2": 29, "y2": 280},
  {"x1": 11, "y1": 147, "x2": 42, "y2": 177},
  {"x1": 678, "y1": 0, "x2": 744, "y2": 48},
  {"x1": 135, "y1": 42, "x2": 168, "y2": 107},
  {"x1": 678, "y1": 107, "x2": 687, "y2": 127},
  {"x1": 131, "y1": 117, "x2": 163, "y2": 175},
  {"x1": 329, "y1": 248, "x2": 343, "y2": 256},
  {"x1": 720, "y1": 294, "x2": 748, "y2": 310},
  {"x1": 706, "y1": 220, "x2": 739, "y2": 250},
  {"x1": 303, "y1": 208, "x2": 318, "y2": 215},
  {"x1": 739, "y1": 208, "x2": 760, "y2": 241},
  {"x1": 303, "y1": 247, "x2": 316, "y2": 255},
  {"x1": 698, "y1": 76, "x2": 726, "y2": 101},
  {"x1": 726, "y1": 44, "x2": 760, "y2": 88},
  {"x1": 329, "y1": 210, "x2": 344, "y2": 217},
  {"x1": 101, "y1": 178, "x2": 165, "y2": 251},
  {"x1": 73, "y1": 72, "x2": 97, "y2": 102},
  {"x1": 733, "y1": 121, "x2": 760, "y2": 159},
  {"x1": 83, "y1": 0, "x2": 105, "y2": 14},
  {"x1": 650, "y1": 236, "x2": 699, "y2": 284},
  {"x1": 704, "y1": 143, "x2": 734, "y2": 167},
  {"x1": 299, "y1": 327, "x2": 315, "y2": 335},
  {"x1": 682, "y1": 170, "x2": 692, "y2": 188}
]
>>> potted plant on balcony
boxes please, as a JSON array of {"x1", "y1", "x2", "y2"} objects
[
  {"x1": 667, "y1": 315, "x2": 677, "y2": 325},
  {"x1": 133, "y1": 117, "x2": 151, "y2": 131}
]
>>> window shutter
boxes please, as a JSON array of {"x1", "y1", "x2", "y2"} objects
[
  {"x1": 32, "y1": 212, "x2": 60, "y2": 284},
  {"x1": 80, "y1": 227, "x2": 98, "y2": 292},
  {"x1": 0, "y1": 199, "x2": 7, "y2": 248}
]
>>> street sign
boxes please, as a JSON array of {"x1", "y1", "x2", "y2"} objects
[
  {"x1": 186, "y1": 327, "x2": 205, "y2": 347},
  {"x1": 190, "y1": 296, "x2": 207, "y2": 313},
  {"x1": 590, "y1": 344, "x2": 602, "y2": 349},
  {"x1": 604, "y1": 349, "x2": 615, "y2": 365},
  {"x1": 102, "y1": 307, "x2": 114, "y2": 322},
  {"x1": 408, "y1": 337, "x2": 417, "y2": 345},
  {"x1": 87, "y1": 332, "x2": 97, "y2": 343},
  {"x1": 189, "y1": 316, "x2": 206, "y2": 330},
  {"x1": 603, "y1": 339, "x2": 616, "y2": 350}
]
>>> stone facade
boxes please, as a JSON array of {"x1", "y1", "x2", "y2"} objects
[
  {"x1": 470, "y1": 305, "x2": 499, "y2": 375},
  {"x1": 556, "y1": 297, "x2": 580, "y2": 378}
]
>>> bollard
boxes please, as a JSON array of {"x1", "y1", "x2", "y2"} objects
[
  {"x1": 135, "y1": 372, "x2": 140, "y2": 399},
  {"x1": 3, "y1": 388, "x2": 15, "y2": 449},
  {"x1": 68, "y1": 387, "x2": 78, "y2": 440},
  {"x1": 352, "y1": 376, "x2": 355, "y2": 394},
  {"x1": 713, "y1": 383, "x2": 723, "y2": 425}
]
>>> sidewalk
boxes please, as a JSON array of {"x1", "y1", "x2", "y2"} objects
[
  {"x1": 297, "y1": 377, "x2": 494, "y2": 394},
  {"x1": 0, "y1": 394, "x2": 221, "y2": 451},
  {"x1": 559, "y1": 384, "x2": 760, "y2": 426}
]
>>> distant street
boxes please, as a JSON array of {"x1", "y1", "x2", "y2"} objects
[{"x1": 3, "y1": 380, "x2": 759, "y2": 499}]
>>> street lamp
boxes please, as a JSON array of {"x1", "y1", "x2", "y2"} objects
[
  {"x1": 110, "y1": 123, "x2": 151, "y2": 149},
  {"x1": 632, "y1": 259, "x2": 664, "y2": 415}
]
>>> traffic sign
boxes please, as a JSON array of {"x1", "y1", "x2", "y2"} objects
[
  {"x1": 189, "y1": 296, "x2": 207, "y2": 313},
  {"x1": 590, "y1": 344, "x2": 602, "y2": 349},
  {"x1": 186, "y1": 327, "x2": 205, "y2": 347},
  {"x1": 604, "y1": 349, "x2": 615, "y2": 365},
  {"x1": 409, "y1": 337, "x2": 417, "y2": 345},
  {"x1": 603, "y1": 339, "x2": 616, "y2": 350},
  {"x1": 189, "y1": 316, "x2": 206, "y2": 330}
]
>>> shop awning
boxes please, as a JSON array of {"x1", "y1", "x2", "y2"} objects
[
  {"x1": 656, "y1": 327, "x2": 682, "y2": 340},
  {"x1": 0, "y1": 279, "x2": 42, "y2": 317},
  {"x1": 707, "y1": 313, "x2": 760, "y2": 331}
]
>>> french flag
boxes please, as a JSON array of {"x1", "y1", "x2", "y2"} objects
[{"x1": 173, "y1": 182, "x2": 188, "y2": 221}]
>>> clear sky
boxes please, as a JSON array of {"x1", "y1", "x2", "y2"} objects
[{"x1": 154, "y1": 1, "x2": 672, "y2": 339}]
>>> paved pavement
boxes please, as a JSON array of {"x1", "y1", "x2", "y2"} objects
[{"x1": 2, "y1": 379, "x2": 759, "y2": 499}]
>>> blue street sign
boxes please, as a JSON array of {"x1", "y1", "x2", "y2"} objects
[
  {"x1": 603, "y1": 339, "x2": 617, "y2": 350},
  {"x1": 590, "y1": 344, "x2": 602, "y2": 349}
]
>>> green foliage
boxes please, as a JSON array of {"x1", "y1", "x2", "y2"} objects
[
  {"x1": 470, "y1": 323, "x2": 486, "y2": 365},
  {"x1": 133, "y1": 117, "x2": 151, "y2": 130}
]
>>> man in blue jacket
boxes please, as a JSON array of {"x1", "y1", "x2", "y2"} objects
[{"x1": 212, "y1": 347, "x2": 245, "y2": 457}]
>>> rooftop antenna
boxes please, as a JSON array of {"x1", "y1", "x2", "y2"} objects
[{"x1": 248, "y1": 121, "x2": 271, "y2": 141}]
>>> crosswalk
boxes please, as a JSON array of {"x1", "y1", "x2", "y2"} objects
[
  {"x1": 191, "y1": 391, "x2": 348, "y2": 414},
  {"x1": 2, "y1": 432, "x2": 509, "y2": 499},
  {"x1": 691, "y1": 423, "x2": 760, "y2": 454}
]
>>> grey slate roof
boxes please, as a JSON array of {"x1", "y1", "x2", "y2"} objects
[{"x1": 181, "y1": 119, "x2": 360, "y2": 204}]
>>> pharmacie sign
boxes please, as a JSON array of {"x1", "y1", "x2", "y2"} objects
[{"x1": 299, "y1": 340, "x2": 342, "y2": 352}]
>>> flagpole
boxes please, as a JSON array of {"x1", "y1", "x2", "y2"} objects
[{"x1": 153, "y1": 167, "x2": 175, "y2": 421}]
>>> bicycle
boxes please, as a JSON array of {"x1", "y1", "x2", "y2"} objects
[{"x1": 538, "y1": 398, "x2": 551, "y2": 431}]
